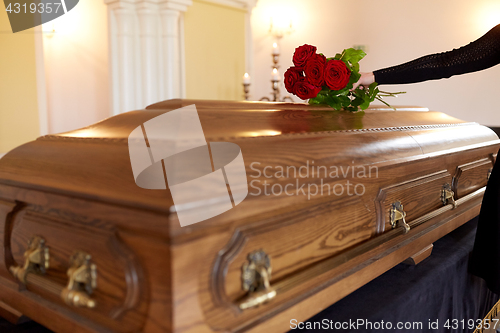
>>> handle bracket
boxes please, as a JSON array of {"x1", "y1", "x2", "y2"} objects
[
  {"x1": 441, "y1": 184, "x2": 457, "y2": 209},
  {"x1": 10, "y1": 236, "x2": 49, "y2": 284},
  {"x1": 239, "y1": 249, "x2": 276, "y2": 310},
  {"x1": 61, "y1": 251, "x2": 97, "y2": 308},
  {"x1": 390, "y1": 201, "x2": 410, "y2": 233}
]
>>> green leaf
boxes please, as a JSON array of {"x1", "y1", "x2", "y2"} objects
[
  {"x1": 363, "y1": 82, "x2": 378, "y2": 102},
  {"x1": 340, "y1": 48, "x2": 366, "y2": 65},
  {"x1": 359, "y1": 94, "x2": 371, "y2": 110},
  {"x1": 336, "y1": 88, "x2": 349, "y2": 96},
  {"x1": 351, "y1": 96, "x2": 364, "y2": 107},
  {"x1": 309, "y1": 93, "x2": 325, "y2": 104},
  {"x1": 339, "y1": 95, "x2": 350, "y2": 108},
  {"x1": 345, "y1": 106, "x2": 358, "y2": 112},
  {"x1": 325, "y1": 95, "x2": 342, "y2": 110},
  {"x1": 368, "y1": 82, "x2": 378, "y2": 90},
  {"x1": 349, "y1": 72, "x2": 361, "y2": 85},
  {"x1": 309, "y1": 93, "x2": 327, "y2": 105}
]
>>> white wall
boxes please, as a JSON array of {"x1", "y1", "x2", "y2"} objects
[
  {"x1": 43, "y1": 0, "x2": 110, "y2": 134},
  {"x1": 41, "y1": 0, "x2": 247, "y2": 134},
  {"x1": 251, "y1": 0, "x2": 500, "y2": 126}
]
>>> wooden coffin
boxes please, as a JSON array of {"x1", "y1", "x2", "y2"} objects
[{"x1": 0, "y1": 99, "x2": 498, "y2": 333}]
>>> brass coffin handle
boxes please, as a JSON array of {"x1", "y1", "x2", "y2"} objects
[
  {"x1": 10, "y1": 236, "x2": 50, "y2": 283},
  {"x1": 389, "y1": 185, "x2": 458, "y2": 235},
  {"x1": 390, "y1": 201, "x2": 410, "y2": 233},
  {"x1": 61, "y1": 251, "x2": 97, "y2": 308},
  {"x1": 10, "y1": 239, "x2": 97, "y2": 309},
  {"x1": 239, "y1": 249, "x2": 276, "y2": 310},
  {"x1": 441, "y1": 184, "x2": 457, "y2": 209}
]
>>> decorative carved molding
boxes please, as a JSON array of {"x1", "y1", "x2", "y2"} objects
[
  {"x1": 451, "y1": 158, "x2": 492, "y2": 198},
  {"x1": 210, "y1": 211, "x2": 301, "y2": 310},
  {"x1": 199, "y1": 0, "x2": 256, "y2": 10},
  {"x1": 0, "y1": 200, "x2": 24, "y2": 278},
  {"x1": 38, "y1": 122, "x2": 480, "y2": 144},
  {"x1": 10, "y1": 207, "x2": 146, "y2": 324},
  {"x1": 374, "y1": 170, "x2": 451, "y2": 234}
]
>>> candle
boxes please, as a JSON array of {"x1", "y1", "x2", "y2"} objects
[
  {"x1": 272, "y1": 68, "x2": 280, "y2": 81},
  {"x1": 272, "y1": 42, "x2": 280, "y2": 55},
  {"x1": 243, "y1": 73, "x2": 251, "y2": 84}
]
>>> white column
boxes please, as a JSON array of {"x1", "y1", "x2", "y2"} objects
[
  {"x1": 138, "y1": 2, "x2": 159, "y2": 106},
  {"x1": 114, "y1": 6, "x2": 136, "y2": 114},
  {"x1": 104, "y1": 0, "x2": 256, "y2": 113},
  {"x1": 160, "y1": 7, "x2": 181, "y2": 100},
  {"x1": 104, "y1": 0, "x2": 191, "y2": 115},
  {"x1": 179, "y1": 13, "x2": 186, "y2": 98}
]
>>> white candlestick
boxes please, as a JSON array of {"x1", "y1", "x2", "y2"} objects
[
  {"x1": 272, "y1": 68, "x2": 279, "y2": 81},
  {"x1": 272, "y1": 42, "x2": 280, "y2": 55},
  {"x1": 243, "y1": 73, "x2": 251, "y2": 84}
]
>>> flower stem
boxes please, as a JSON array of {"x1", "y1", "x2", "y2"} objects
[
  {"x1": 379, "y1": 90, "x2": 406, "y2": 96},
  {"x1": 375, "y1": 96, "x2": 396, "y2": 110}
]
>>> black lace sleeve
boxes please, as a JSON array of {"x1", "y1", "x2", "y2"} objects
[{"x1": 373, "y1": 24, "x2": 500, "y2": 85}]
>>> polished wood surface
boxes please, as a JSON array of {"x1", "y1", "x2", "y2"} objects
[
  {"x1": 0, "y1": 300, "x2": 28, "y2": 324},
  {"x1": 403, "y1": 244, "x2": 433, "y2": 265},
  {"x1": 0, "y1": 99, "x2": 497, "y2": 332}
]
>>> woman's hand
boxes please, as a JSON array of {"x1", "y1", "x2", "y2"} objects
[{"x1": 351, "y1": 72, "x2": 375, "y2": 91}]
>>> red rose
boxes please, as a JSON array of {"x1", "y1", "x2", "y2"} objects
[
  {"x1": 304, "y1": 53, "x2": 326, "y2": 86},
  {"x1": 293, "y1": 44, "x2": 317, "y2": 67},
  {"x1": 324, "y1": 60, "x2": 351, "y2": 90},
  {"x1": 293, "y1": 80, "x2": 322, "y2": 99},
  {"x1": 284, "y1": 67, "x2": 303, "y2": 93}
]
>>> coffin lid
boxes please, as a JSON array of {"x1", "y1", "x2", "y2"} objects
[{"x1": 0, "y1": 99, "x2": 497, "y2": 217}]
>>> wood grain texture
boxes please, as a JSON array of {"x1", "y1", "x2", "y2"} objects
[
  {"x1": 452, "y1": 158, "x2": 493, "y2": 198},
  {"x1": 0, "y1": 199, "x2": 20, "y2": 280},
  {"x1": 244, "y1": 199, "x2": 482, "y2": 333},
  {"x1": 0, "y1": 100, "x2": 497, "y2": 332},
  {"x1": 8, "y1": 207, "x2": 147, "y2": 332},
  {"x1": 0, "y1": 300, "x2": 28, "y2": 324},
  {"x1": 375, "y1": 170, "x2": 451, "y2": 234}
]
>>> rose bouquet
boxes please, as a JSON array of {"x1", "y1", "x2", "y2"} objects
[{"x1": 284, "y1": 44, "x2": 404, "y2": 111}]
